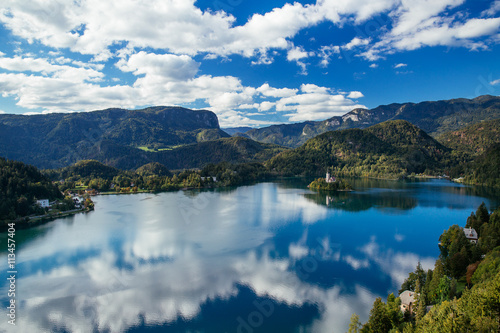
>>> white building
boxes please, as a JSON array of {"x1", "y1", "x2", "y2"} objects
[
  {"x1": 37, "y1": 199, "x2": 50, "y2": 208},
  {"x1": 73, "y1": 197, "x2": 83, "y2": 208},
  {"x1": 325, "y1": 171, "x2": 336, "y2": 183},
  {"x1": 463, "y1": 227, "x2": 478, "y2": 244}
]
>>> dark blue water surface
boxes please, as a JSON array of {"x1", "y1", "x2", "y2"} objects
[{"x1": 1, "y1": 178, "x2": 499, "y2": 333}]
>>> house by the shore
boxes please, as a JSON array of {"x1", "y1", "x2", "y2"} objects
[
  {"x1": 399, "y1": 290, "x2": 417, "y2": 314},
  {"x1": 463, "y1": 227, "x2": 478, "y2": 244},
  {"x1": 36, "y1": 199, "x2": 50, "y2": 208}
]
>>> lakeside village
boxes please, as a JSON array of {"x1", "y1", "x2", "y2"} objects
[{"x1": 10, "y1": 190, "x2": 95, "y2": 229}]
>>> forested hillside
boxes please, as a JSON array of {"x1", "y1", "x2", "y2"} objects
[
  {"x1": 266, "y1": 120, "x2": 452, "y2": 178},
  {"x1": 463, "y1": 143, "x2": 500, "y2": 188},
  {"x1": 0, "y1": 158, "x2": 62, "y2": 220},
  {"x1": 82, "y1": 136, "x2": 287, "y2": 170},
  {"x1": 154, "y1": 137, "x2": 286, "y2": 169},
  {"x1": 437, "y1": 118, "x2": 500, "y2": 155},
  {"x1": 135, "y1": 162, "x2": 172, "y2": 177},
  {"x1": 1, "y1": 96, "x2": 499, "y2": 172},
  {"x1": 221, "y1": 127, "x2": 253, "y2": 135}
]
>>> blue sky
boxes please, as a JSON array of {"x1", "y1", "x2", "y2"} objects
[{"x1": 0, "y1": 0, "x2": 499, "y2": 127}]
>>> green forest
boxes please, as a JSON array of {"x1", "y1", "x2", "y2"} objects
[
  {"x1": 462, "y1": 143, "x2": 500, "y2": 188},
  {"x1": 43, "y1": 159, "x2": 271, "y2": 194},
  {"x1": 0, "y1": 157, "x2": 63, "y2": 220},
  {"x1": 1, "y1": 96, "x2": 499, "y2": 171},
  {"x1": 437, "y1": 118, "x2": 500, "y2": 156},
  {"x1": 266, "y1": 120, "x2": 454, "y2": 179},
  {"x1": 353, "y1": 203, "x2": 500, "y2": 332},
  {"x1": 38, "y1": 116, "x2": 500, "y2": 196}
]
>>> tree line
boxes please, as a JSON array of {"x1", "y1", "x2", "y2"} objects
[{"x1": 43, "y1": 160, "x2": 272, "y2": 194}]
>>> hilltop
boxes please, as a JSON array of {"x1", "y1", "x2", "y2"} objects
[
  {"x1": 135, "y1": 162, "x2": 172, "y2": 177},
  {"x1": 45, "y1": 160, "x2": 121, "y2": 181}
]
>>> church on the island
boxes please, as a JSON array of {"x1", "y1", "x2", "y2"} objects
[{"x1": 325, "y1": 171, "x2": 336, "y2": 183}]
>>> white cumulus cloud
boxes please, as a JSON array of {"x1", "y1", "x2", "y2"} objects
[
  {"x1": 2, "y1": 0, "x2": 499, "y2": 66},
  {"x1": 257, "y1": 83, "x2": 298, "y2": 98},
  {"x1": 258, "y1": 101, "x2": 275, "y2": 112},
  {"x1": 0, "y1": 55, "x2": 104, "y2": 82},
  {"x1": 0, "y1": 0, "x2": 324, "y2": 61},
  {"x1": 117, "y1": 52, "x2": 200, "y2": 81},
  {"x1": 287, "y1": 46, "x2": 311, "y2": 61},
  {"x1": 275, "y1": 84, "x2": 366, "y2": 122},
  {"x1": 347, "y1": 91, "x2": 364, "y2": 99},
  {"x1": 343, "y1": 37, "x2": 371, "y2": 50}
]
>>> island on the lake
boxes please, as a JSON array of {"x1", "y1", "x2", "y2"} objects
[{"x1": 308, "y1": 171, "x2": 353, "y2": 191}]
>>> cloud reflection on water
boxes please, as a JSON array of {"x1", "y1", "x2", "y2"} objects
[{"x1": 0, "y1": 180, "x2": 491, "y2": 333}]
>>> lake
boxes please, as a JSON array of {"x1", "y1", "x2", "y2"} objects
[{"x1": 1, "y1": 178, "x2": 499, "y2": 333}]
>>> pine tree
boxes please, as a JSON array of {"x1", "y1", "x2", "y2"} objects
[
  {"x1": 415, "y1": 279, "x2": 427, "y2": 324},
  {"x1": 476, "y1": 202, "x2": 490, "y2": 224},
  {"x1": 364, "y1": 297, "x2": 392, "y2": 333},
  {"x1": 428, "y1": 259, "x2": 444, "y2": 303},
  {"x1": 437, "y1": 276, "x2": 451, "y2": 303},
  {"x1": 386, "y1": 293, "x2": 403, "y2": 328},
  {"x1": 424, "y1": 269, "x2": 433, "y2": 295}
]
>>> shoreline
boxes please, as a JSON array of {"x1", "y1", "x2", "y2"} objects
[
  {"x1": 0, "y1": 208, "x2": 92, "y2": 232},
  {"x1": 0, "y1": 175, "x2": 469, "y2": 232}
]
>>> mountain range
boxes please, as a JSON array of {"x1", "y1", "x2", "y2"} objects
[
  {"x1": 242, "y1": 95, "x2": 500, "y2": 147},
  {"x1": 0, "y1": 106, "x2": 229, "y2": 169},
  {"x1": 0, "y1": 95, "x2": 499, "y2": 174}
]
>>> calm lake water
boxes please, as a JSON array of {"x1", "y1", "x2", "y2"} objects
[{"x1": 1, "y1": 178, "x2": 500, "y2": 333}]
